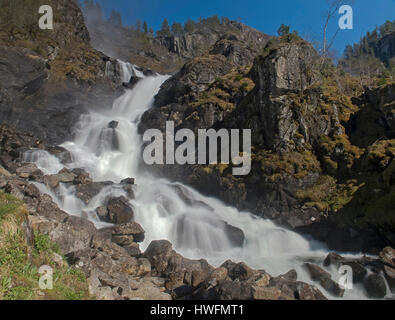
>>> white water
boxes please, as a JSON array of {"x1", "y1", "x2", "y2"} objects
[{"x1": 24, "y1": 61, "x2": 381, "y2": 300}]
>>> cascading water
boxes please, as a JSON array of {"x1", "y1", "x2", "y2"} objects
[{"x1": 23, "y1": 61, "x2": 386, "y2": 300}]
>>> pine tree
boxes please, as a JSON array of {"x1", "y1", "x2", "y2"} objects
[
  {"x1": 143, "y1": 21, "x2": 148, "y2": 34},
  {"x1": 184, "y1": 19, "x2": 195, "y2": 33},
  {"x1": 159, "y1": 19, "x2": 170, "y2": 37},
  {"x1": 171, "y1": 22, "x2": 183, "y2": 35},
  {"x1": 277, "y1": 24, "x2": 290, "y2": 36}
]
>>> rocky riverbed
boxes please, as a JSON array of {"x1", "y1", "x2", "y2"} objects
[{"x1": 1, "y1": 124, "x2": 394, "y2": 300}]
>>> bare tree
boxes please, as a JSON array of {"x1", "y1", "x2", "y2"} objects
[{"x1": 322, "y1": 0, "x2": 353, "y2": 56}]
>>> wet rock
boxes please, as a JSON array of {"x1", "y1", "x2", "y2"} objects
[
  {"x1": 105, "y1": 196, "x2": 134, "y2": 224},
  {"x1": 280, "y1": 269, "x2": 298, "y2": 282},
  {"x1": 56, "y1": 168, "x2": 76, "y2": 183},
  {"x1": 120, "y1": 177, "x2": 135, "y2": 185},
  {"x1": 73, "y1": 169, "x2": 93, "y2": 185},
  {"x1": 47, "y1": 146, "x2": 73, "y2": 164},
  {"x1": 96, "y1": 206, "x2": 108, "y2": 220},
  {"x1": 323, "y1": 253, "x2": 368, "y2": 283},
  {"x1": 223, "y1": 222, "x2": 245, "y2": 247},
  {"x1": 16, "y1": 163, "x2": 42, "y2": 179},
  {"x1": 108, "y1": 121, "x2": 119, "y2": 129},
  {"x1": 295, "y1": 283, "x2": 328, "y2": 300},
  {"x1": 76, "y1": 181, "x2": 113, "y2": 204},
  {"x1": 122, "y1": 76, "x2": 142, "y2": 90},
  {"x1": 111, "y1": 222, "x2": 145, "y2": 243},
  {"x1": 323, "y1": 252, "x2": 345, "y2": 267},
  {"x1": 303, "y1": 263, "x2": 345, "y2": 297},
  {"x1": 364, "y1": 274, "x2": 387, "y2": 299},
  {"x1": 36, "y1": 194, "x2": 69, "y2": 222},
  {"x1": 43, "y1": 174, "x2": 60, "y2": 189}
]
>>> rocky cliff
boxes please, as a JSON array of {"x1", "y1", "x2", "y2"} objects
[
  {"x1": 140, "y1": 33, "x2": 395, "y2": 254},
  {"x1": 84, "y1": 14, "x2": 270, "y2": 73},
  {"x1": 0, "y1": 0, "x2": 124, "y2": 144}
]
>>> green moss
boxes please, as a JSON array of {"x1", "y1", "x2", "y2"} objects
[{"x1": 296, "y1": 176, "x2": 362, "y2": 212}]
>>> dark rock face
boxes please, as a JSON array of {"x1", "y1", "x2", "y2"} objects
[
  {"x1": 364, "y1": 274, "x2": 387, "y2": 299},
  {"x1": 86, "y1": 15, "x2": 270, "y2": 74},
  {"x1": 348, "y1": 83, "x2": 395, "y2": 147},
  {"x1": 139, "y1": 39, "x2": 326, "y2": 232},
  {"x1": 375, "y1": 32, "x2": 395, "y2": 65},
  {"x1": 249, "y1": 41, "x2": 320, "y2": 98},
  {"x1": 0, "y1": 0, "x2": 124, "y2": 145}
]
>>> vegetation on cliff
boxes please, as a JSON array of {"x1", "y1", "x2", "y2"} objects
[{"x1": 0, "y1": 191, "x2": 89, "y2": 300}]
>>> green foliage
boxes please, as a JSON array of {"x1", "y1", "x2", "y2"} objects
[
  {"x1": 157, "y1": 18, "x2": 171, "y2": 37},
  {"x1": 277, "y1": 24, "x2": 290, "y2": 36},
  {"x1": 0, "y1": 192, "x2": 23, "y2": 222},
  {"x1": 341, "y1": 19, "x2": 395, "y2": 76},
  {"x1": 171, "y1": 22, "x2": 183, "y2": 35},
  {"x1": 184, "y1": 19, "x2": 196, "y2": 33},
  {"x1": 0, "y1": 193, "x2": 89, "y2": 300}
]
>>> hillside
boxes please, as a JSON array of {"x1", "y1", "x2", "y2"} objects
[
  {"x1": 340, "y1": 19, "x2": 395, "y2": 85},
  {"x1": 0, "y1": 0, "x2": 394, "y2": 301},
  {"x1": 80, "y1": 1, "x2": 270, "y2": 73},
  {"x1": 0, "y1": 0, "x2": 124, "y2": 144}
]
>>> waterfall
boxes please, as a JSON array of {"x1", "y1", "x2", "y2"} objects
[{"x1": 24, "y1": 61, "x2": 375, "y2": 300}]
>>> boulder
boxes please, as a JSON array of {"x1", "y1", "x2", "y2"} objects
[
  {"x1": 95, "y1": 206, "x2": 108, "y2": 220},
  {"x1": 16, "y1": 163, "x2": 42, "y2": 179},
  {"x1": 36, "y1": 194, "x2": 68, "y2": 222},
  {"x1": 105, "y1": 196, "x2": 134, "y2": 224},
  {"x1": 364, "y1": 274, "x2": 387, "y2": 299},
  {"x1": 213, "y1": 280, "x2": 253, "y2": 300},
  {"x1": 47, "y1": 146, "x2": 73, "y2": 164},
  {"x1": 56, "y1": 168, "x2": 76, "y2": 183},
  {"x1": 111, "y1": 222, "x2": 145, "y2": 243},
  {"x1": 76, "y1": 181, "x2": 113, "y2": 204},
  {"x1": 250, "y1": 40, "x2": 320, "y2": 98},
  {"x1": 253, "y1": 286, "x2": 282, "y2": 300},
  {"x1": 303, "y1": 263, "x2": 345, "y2": 297},
  {"x1": 220, "y1": 260, "x2": 256, "y2": 281},
  {"x1": 120, "y1": 177, "x2": 135, "y2": 185},
  {"x1": 43, "y1": 174, "x2": 60, "y2": 189},
  {"x1": 223, "y1": 222, "x2": 245, "y2": 247},
  {"x1": 108, "y1": 121, "x2": 119, "y2": 129},
  {"x1": 324, "y1": 252, "x2": 368, "y2": 283},
  {"x1": 73, "y1": 169, "x2": 93, "y2": 185}
]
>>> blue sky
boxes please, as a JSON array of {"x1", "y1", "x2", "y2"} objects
[{"x1": 95, "y1": 0, "x2": 395, "y2": 56}]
